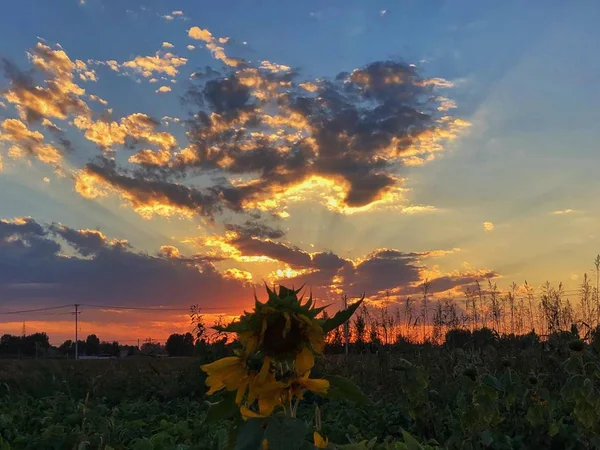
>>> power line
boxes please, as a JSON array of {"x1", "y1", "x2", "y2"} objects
[
  {"x1": 0, "y1": 304, "x2": 73, "y2": 315},
  {"x1": 80, "y1": 303, "x2": 239, "y2": 311}
]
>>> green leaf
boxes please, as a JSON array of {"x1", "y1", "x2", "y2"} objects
[
  {"x1": 204, "y1": 391, "x2": 238, "y2": 423},
  {"x1": 324, "y1": 375, "x2": 371, "y2": 406},
  {"x1": 481, "y1": 375, "x2": 503, "y2": 392},
  {"x1": 479, "y1": 431, "x2": 493, "y2": 447},
  {"x1": 548, "y1": 422, "x2": 560, "y2": 437},
  {"x1": 263, "y1": 414, "x2": 308, "y2": 450},
  {"x1": 401, "y1": 430, "x2": 424, "y2": 450},
  {"x1": 214, "y1": 321, "x2": 245, "y2": 333},
  {"x1": 234, "y1": 418, "x2": 265, "y2": 450},
  {"x1": 321, "y1": 297, "x2": 364, "y2": 334}
]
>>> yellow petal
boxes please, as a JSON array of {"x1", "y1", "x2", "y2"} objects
[
  {"x1": 314, "y1": 432, "x2": 328, "y2": 448},
  {"x1": 205, "y1": 376, "x2": 225, "y2": 395},
  {"x1": 201, "y1": 356, "x2": 240, "y2": 374},
  {"x1": 240, "y1": 405, "x2": 265, "y2": 421},
  {"x1": 262, "y1": 439, "x2": 268, "y2": 450},
  {"x1": 295, "y1": 346, "x2": 315, "y2": 375},
  {"x1": 235, "y1": 378, "x2": 250, "y2": 405},
  {"x1": 222, "y1": 366, "x2": 247, "y2": 390},
  {"x1": 258, "y1": 386, "x2": 283, "y2": 416},
  {"x1": 304, "y1": 377, "x2": 329, "y2": 395}
]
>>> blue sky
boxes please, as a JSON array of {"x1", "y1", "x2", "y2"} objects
[{"x1": 0, "y1": 0, "x2": 599, "y2": 342}]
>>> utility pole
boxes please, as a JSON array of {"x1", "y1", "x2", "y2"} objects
[
  {"x1": 343, "y1": 295, "x2": 349, "y2": 355},
  {"x1": 71, "y1": 304, "x2": 80, "y2": 360}
]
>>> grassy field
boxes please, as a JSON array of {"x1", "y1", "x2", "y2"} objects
[{"x1": 1, "y1": 334, "x2": 600, "y2": 449}]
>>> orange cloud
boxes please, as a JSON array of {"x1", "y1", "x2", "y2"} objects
[
  {"x1": 188, "y1": 26, "x2": 241, "y2": 67},
  {"x1": 2, "y1": 42, "x2": 90, "y2": 123},
  {"x1": 0, "y1": 118, "x2": 61, "y2": 165},
  {"x1": 155, "y1": 85, "x2": 172, "y2": 93},
  {"x1": 88, "y1": 94, "x2": 108, "y2": 105},
  {"x1": 122, "y1": 51, "x2": 188, "y2": 78},
  {"x1": 73, "y1": 112, "x2": 176, "y2": 153}
]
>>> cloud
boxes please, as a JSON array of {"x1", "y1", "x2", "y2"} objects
[
  {"x1": 194, "y1": 226, "x2": 490, "y2": 302},
  {"x1": 121, "y1": 51, "x2": 187, "y2": 78},
  {"x1": 174, "y1": 59, "x2": 467, "y2": 215},
  {"x1": 88, "y1": 94, "x2": 108, "y2": 105},
  {"x1": 73, "y1": 112, "x2": 176, "y2": 153},
  {"x1": 187, "y1": 45, "x2": 195, "y2": 51},
  {"x1": 483, "y1": 221, "x2": 495, "y2": 232},
  {"x1": 552, "y1": 209, "x2": 575, "y2": 215},
  {"x1": 0, "y1": 217, "x2": 252, "y2": 312},
  {"x1": 188, "y1": 26, "x2": 242, "y2": 67},
  {"x1": 0, "y1": 118, "x2": 62, "y2": 165},
  {"x1": 1, "y1": 42, "x2": 90, "y2": 123},
  {"x1": 260, "y1": 61, "x2": 291, "y2": 73},
  {"x1": 69, "y1": 46, "x2": 467, "y2": 222},
  {"x1": 74, "y1": 159, "x2": 223, "y2": 219},
  {"x1": 162, "y1": 42, "x2": 175, "y2": 48},
  {"x1": 155, "y1": 85, "x2": 172, "y2": 93}
]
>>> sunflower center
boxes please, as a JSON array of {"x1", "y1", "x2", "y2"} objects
[{"x1": 262, "y1": 313, "x2": 304, "y2": 357}]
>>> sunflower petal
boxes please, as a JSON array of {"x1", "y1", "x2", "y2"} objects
[
  {"x1": 240, "y1": 405, "x2": 265, "y2": 420},
  {"x1": 235, "y1": 378, "x2": 249, "y2": 405},
  {"x1": 295, "y1": 346, "x2": 315, "y2": 375},
  {"x1": 304, "y1": 377, "x2": 329, "y2": 395},
  {"x1": 313, "y1": 432, "x2": 328, "y2": 448},
  {"x1": 201, "y1": 356, "x2": 240, "y2": 374}
]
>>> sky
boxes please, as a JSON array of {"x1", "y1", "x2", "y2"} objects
[{"x1": 1, "y1": 0, "x2": 599, "y2": 344}]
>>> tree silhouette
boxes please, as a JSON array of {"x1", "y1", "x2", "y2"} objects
[
  {"x1": 85, "y1": 334, "x2": 100, "y2": 355},
  {"x1": 165, "y1": 333, "x2": 194, "y2": 357}
]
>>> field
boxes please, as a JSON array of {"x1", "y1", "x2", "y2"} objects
[{"x1": 1, "y1": 332, "x2": 600, "y2": 450}]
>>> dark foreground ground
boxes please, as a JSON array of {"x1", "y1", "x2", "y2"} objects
[{"x1": 1, "y1": 336, "x2": 599, "y2": 449}]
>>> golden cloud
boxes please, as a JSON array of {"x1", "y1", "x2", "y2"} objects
[
  {"x1": 128, "y1": 149, "x2": 171, "y2": 166},
  {"x1": 483, "y1": 221, "x2": 495, "y2": 232},
  {"x1": 73, "y1": 112, "x2": 177, "y2": 153},
  {"x1": 88, "y1": 94, "x2": 108, "y2": 105},
  {"x1": 224, "y1": 268, "x2": 253, "y2": 281},
  {"x1": 155, "y1": 85, "x2": 172, "y2": 93},
  {"x1": 158, "y1": 245, "x2": 181, "y2": 258},
  {"x1": 122, "y1": 51, "x2": 188, "y2": 78},
  {"x1": 3, "y1": 42, "x2": 90, "y2": 123},
  {"x1": 0, "y1": 118, "x2": 61, "y2": 165},
  {"x1": 188, "y1": 26, "x2": 241, "y2": 67}
]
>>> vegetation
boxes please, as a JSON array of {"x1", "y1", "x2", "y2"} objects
[{"x1": 3, "y1": 271, "x2": 600, "y2": 448}]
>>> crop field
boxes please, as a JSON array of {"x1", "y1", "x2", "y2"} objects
[{"x1": 1, "y1": 333, "x2": 600, "y2": 450}]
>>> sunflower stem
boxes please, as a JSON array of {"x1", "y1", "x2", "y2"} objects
[{"x1": 291, "y1": 397, "x2": 300, "y2": 418}]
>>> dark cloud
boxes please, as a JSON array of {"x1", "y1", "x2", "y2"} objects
[
  {"x1": 0, "y1": 217, "x2": 45, "y2": 239},
  {"x1": 341, "y1": 250, "x2": 423, "y2": 294},
  {"x1": 74, "y1": 57, "x2": 462, "y2": 220},
  {"x1": 175, "y1": 60, "x2": 451, "y2": 210},
  {"x1": 77, "y1": 158, "x2": 224, "y2": 219},
  {"x1": 0, "y1": 218, "x2": 251, "y2": 310},
  {"x1": 49, "y1": 223, "x2": 112, "y2": 256},
  {"x1": 224, "y1": 220, "x2": 285, "y2": 239}
]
